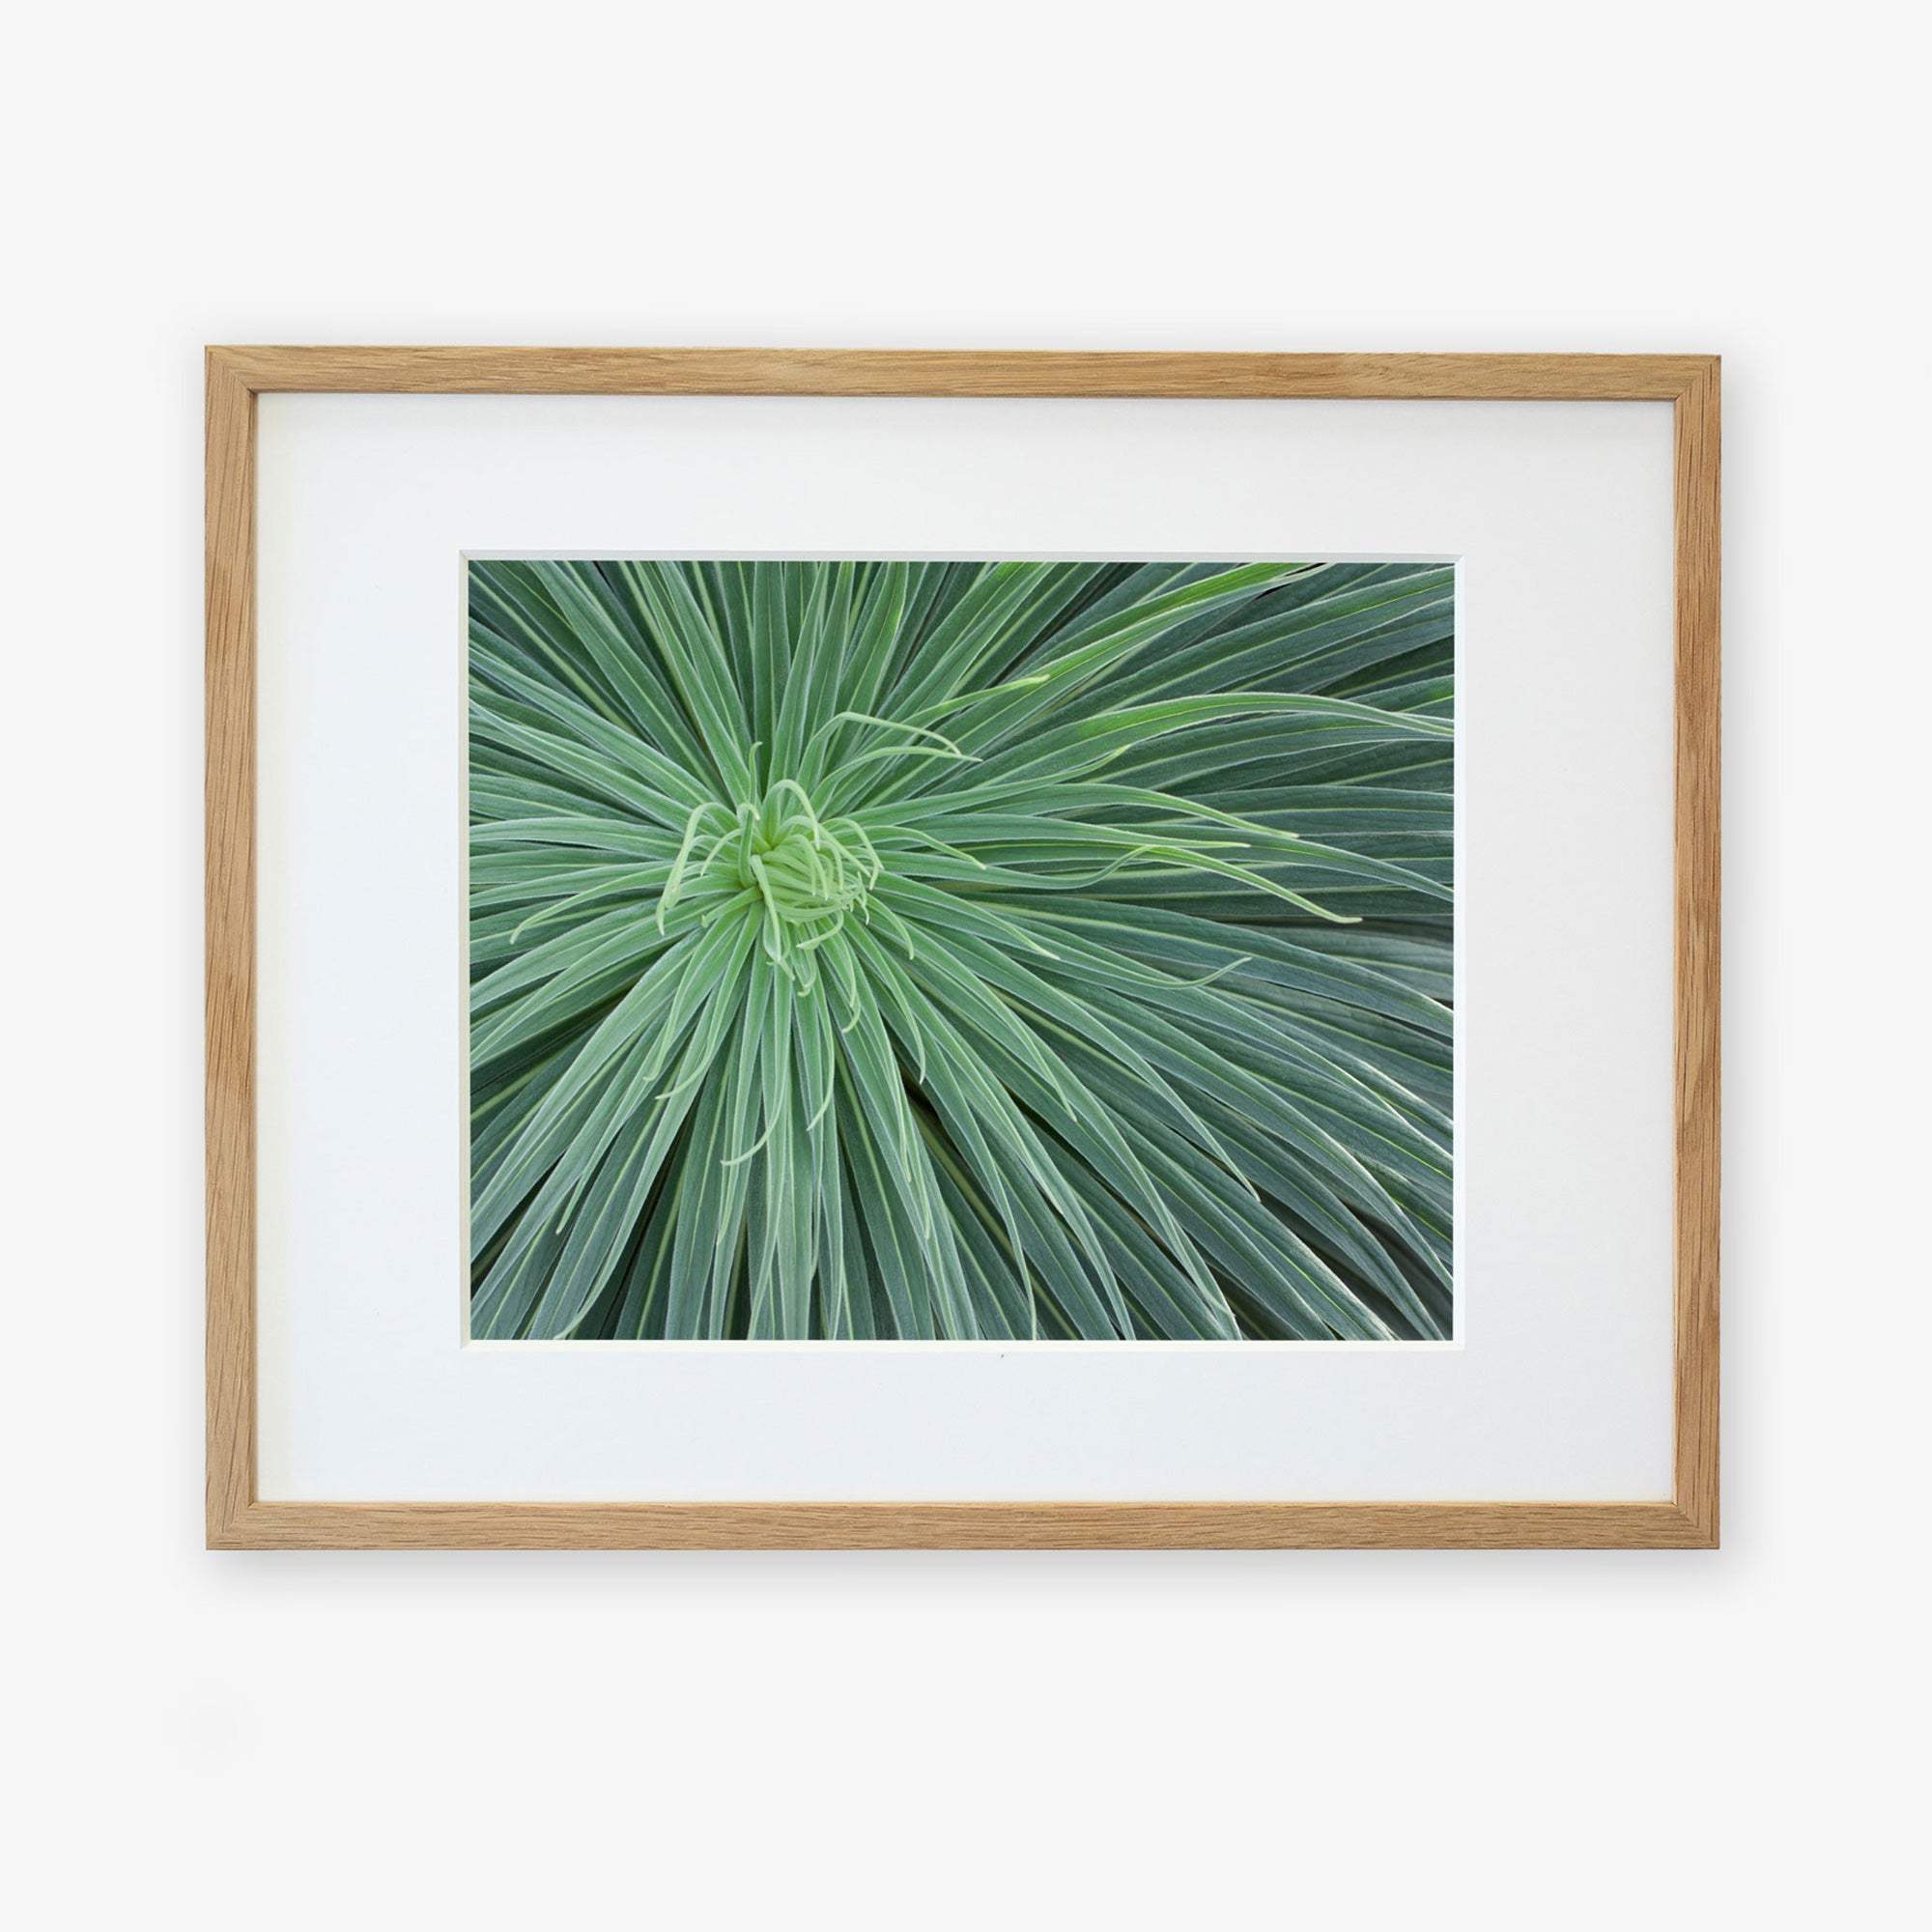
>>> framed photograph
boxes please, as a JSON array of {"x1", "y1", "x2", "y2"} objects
[{"x1": 207, "y1": 347, "x2": 1719, "y2": 1548}]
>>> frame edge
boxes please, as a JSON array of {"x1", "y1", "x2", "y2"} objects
[
  {"x1": 207, "y1": 349, "x2": 258, "y2": 1547},
  {"x1": 209, "y1": 1499, "x2": 1716, "y2": 1551},
  {"x1": 1671, "y1": 356, "x2": 1722, "y2": 1548},
  {"x1": 205, "y1": 347, "x2": 1720, "y2": 1551}
]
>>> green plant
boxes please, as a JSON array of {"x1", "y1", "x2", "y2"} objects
[{"x1": 469, "y1": 558, "x2": 1453, "y2": 1340}]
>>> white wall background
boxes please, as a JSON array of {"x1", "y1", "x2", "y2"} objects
[{"x1": 6, "y1": 3, "x2": 1924, "y2": 1926}]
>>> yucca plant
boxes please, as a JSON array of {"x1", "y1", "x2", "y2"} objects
[{"x1": 469, "y1": 558, "x2": 1453, "y2": 1341}]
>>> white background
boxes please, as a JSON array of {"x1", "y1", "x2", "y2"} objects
[
  {"x1": 256, "y1": 395, "x2": 1675, "y2": 1501},
  {"x1": 5, "y1": 2, "x2": 1925, "y2": 1927}
]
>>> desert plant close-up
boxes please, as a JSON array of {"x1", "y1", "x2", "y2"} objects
[{"x1": 469, "y1": 557, "x2": 1454, "y2": 1341}]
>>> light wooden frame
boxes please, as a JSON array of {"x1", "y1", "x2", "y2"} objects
[{"x1": 207, "y1": 348, "x2": 1719, "y2": 1549}]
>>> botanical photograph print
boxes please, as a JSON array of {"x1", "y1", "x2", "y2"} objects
[{"x1": 469, "y1": 559, "x2": 1453, "y2": 1341}]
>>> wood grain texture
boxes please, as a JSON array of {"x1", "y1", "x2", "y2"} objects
[
  {"x1": 204, "y1": 347, "x2": 1720, "y2": 1551},
  {"x1": 1672, "y1": 362, "x2": 1722, "y2": 1544},
  {"x1": 210, "y1": 345, "x2": 1711, "y2": 401},
  {"x1": 210, "y1": 1501, "x2": 1714, "y2": 1551},
  {"x1": 206, "y1": 351, "x2": 257, "y2": 1544}
]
